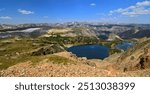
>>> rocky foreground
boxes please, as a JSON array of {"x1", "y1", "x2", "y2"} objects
[
  {"x1": 0, "y1": 48, "x2": 150, "y2": 77},
  {"x1": 1, "y1": 61, "x2": 150, "y2": 77},
  {"x1": 0, "y1": 37, "x2": 150, "y2": 77}
]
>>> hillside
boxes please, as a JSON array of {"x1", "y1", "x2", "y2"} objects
[
  {"x1": 0, "y1": 24, "x2": 150, "y2": 77},
  {"x1": 105, "y1": 37, "x2": 150, "y2": 74},
  {"x1": 119, "y1": 29, "x2": 150, "y2": 39},
  {"x1": 1, "y1": 23, "x2": 150, "y2": 40},
  {"x1": 114, "y1": 38, "x2": 150, "y2": 71},
  {"x1": 0, "y1": 38, "x2": 150, "y2": 77}
]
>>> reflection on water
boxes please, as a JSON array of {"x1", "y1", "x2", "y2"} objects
[
  {"x1": 68, "y1": 45, "x2": 109, "y2": 59},
  {"x1": 116, "y1": 42, "x2": 134, "y2": 50}
]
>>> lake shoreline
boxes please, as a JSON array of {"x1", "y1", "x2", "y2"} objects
[{"x1": 67, "y1": 44, "x2": 109, "y2": 59}]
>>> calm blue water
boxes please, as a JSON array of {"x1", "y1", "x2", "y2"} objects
[
  {"x1": 116, "y1": 42, "x2": 134, "y2": 50},
  {"x1": 68, "y1": 45, "x2": 109, "y2": 59}
]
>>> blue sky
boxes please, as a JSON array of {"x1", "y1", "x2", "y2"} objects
[{"x1": 0, "y1": 0, "x2": 150, "y2": 24}]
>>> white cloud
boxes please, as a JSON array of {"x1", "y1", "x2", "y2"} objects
[
  {"x1": 0, "y1": 16, "x2": 12, "y2": 20},
  {"x1": 109, "y1": 1, "x2": 150, "y2": 17},
  {"x1": 136, "y1": 1, "x2": 150, "y2": 6},
  {"x1": 18, "y1": 9, "x2": 34, "y2": 15},
  {"x1": 90, "y1": 3, "x2": 96, "y2": 6}
]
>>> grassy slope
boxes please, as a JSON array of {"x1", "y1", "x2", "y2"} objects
[
  {"x1": 0, "y1": 33, "x2": 123, "y2": 70},
  {"x1": 0, "y1": 35, "x2": 96, "y2": 69}
]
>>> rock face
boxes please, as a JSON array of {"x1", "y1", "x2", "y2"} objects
[
  {"x1": 107, "y1": 33, "x2": 123, "y2": 41},
  {"x1": 31, "y1": 44, "x2": 65, "y2": 56},
  {"x1": 137, "y1": 55, "x2": 150, "y2": 69}
]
